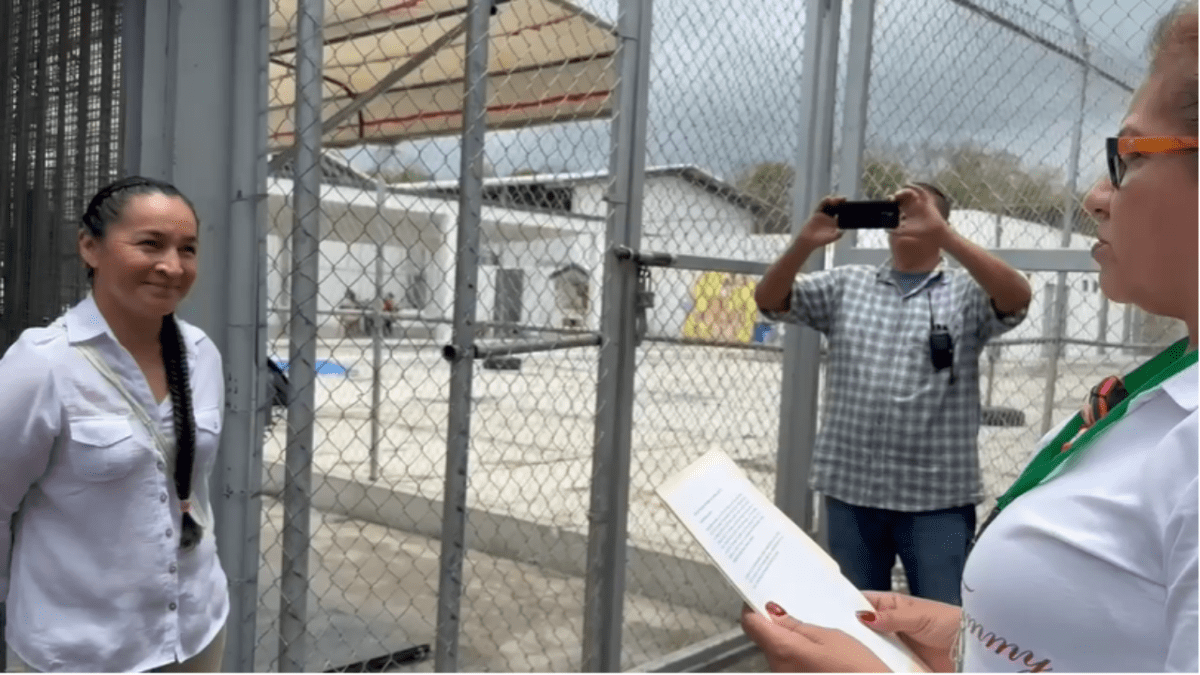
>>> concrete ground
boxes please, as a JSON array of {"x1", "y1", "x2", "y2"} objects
[
  {"x1": 250, "y1": 497, "x2": 737, "y2": 672},
  {"x1": 246, "y1": 336, "x2": 1140, "y2": 672},
  {"x1": 2, "y1": 337, "x2": 1138, "y2": 673}
]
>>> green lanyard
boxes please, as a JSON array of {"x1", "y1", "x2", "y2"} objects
[{"x1": 984, "y1": 338, "x2": 1196, "y2": 528}]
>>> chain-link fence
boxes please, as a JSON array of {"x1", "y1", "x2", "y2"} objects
[
  {"x1": 254, "y1": 0, "x2": 1183, "y2": 670},
  {"x1": 0, "y1": 0, "x2": 1184, "y2": 672},
  {"x1": 844, "y1": 0, "x2": 1186, "y2": 526},
  {"x1": 258, "y1": 0, "x2": 625, "y2": 670}
]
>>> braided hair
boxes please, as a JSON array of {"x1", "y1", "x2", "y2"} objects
[{"x1": 82, "y1": 176, "x2": 204, "y2": 549}]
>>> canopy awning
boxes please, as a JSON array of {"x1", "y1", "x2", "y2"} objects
[{"x1": 268, "y1": 0, "x2": 618, "y2": 151}]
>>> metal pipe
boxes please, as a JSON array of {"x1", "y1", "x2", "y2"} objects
[
  {"x1": 612, "y1": 247, "x2": 769, "y2": 276},
  {"x1": 1097, "y1": 295, "x2": 1109, "y2": 355},
  {"x1": 268, "y1": 306, "x2": 600, "y2": 336},
  {"x1": 945, "y1": 0, "x2": 1131, "y2": 92},
  {"x1": 370, "y1": 180, "x2": 385, "y2": 482},
  {"x1": 581, "y1": 0, "x2": 654, "y2": 667},
  {"x1": 443, "y1": 334, "x2": 603, "y2": 362},
  {"x1": 268, "y1": 15, "x2": 471, "y2": 172},
  {"x1": 835, "y1": 246, "x2": 1097, "y2": 272},
  {"x1": 1040, "y1": 0, "x2": 1090, "y2": 434},
  {"x1": 775, "y1": 0, "x2": 842, "y2": 539},
  {"x1": 832, "y1": 0, "x2": 877, "y2": 258},
  {"x1": 214, "y1": 0, "x2": 272, "y2": 669},
  {"x1": 641, "y1": 335, "x2": 783, "y2": 353},
  {"x1": 434, "y1": 0, "x2": 492, "y2": 669},
  {"x1": 278, "y1": 0, "x2": 324, "y2": 669},
  {"x1": 988, "y1": 335, "x2": 1154, "y2": 350}
]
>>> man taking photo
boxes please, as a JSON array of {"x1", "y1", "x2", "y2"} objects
[{"x1": 756, "y1": 183, "x2": 1031, "y2": 604}]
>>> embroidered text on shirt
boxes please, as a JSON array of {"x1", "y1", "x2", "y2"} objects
[{"x1": 962, "y1": 611, "x2": 1053, "y2": 672}]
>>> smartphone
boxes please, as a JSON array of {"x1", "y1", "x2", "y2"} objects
[{"x1": 821, "y1": 200, "x2": 900, "y2": 229}]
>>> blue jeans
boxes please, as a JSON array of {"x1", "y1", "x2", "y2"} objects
[{"x1": 824, "y1": 496, "x2": 975, "y2": 605}]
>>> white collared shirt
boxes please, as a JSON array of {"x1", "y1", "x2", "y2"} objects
[
  {"x1": 0, "y1": 296, "x2": 229, "y2": 672},
  {"x1": 961, "y1": 361, "x2": 1198, "y2": 672}
]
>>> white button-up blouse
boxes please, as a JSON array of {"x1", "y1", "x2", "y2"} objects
[{"x1": 0, "y1": 296, "x2": 228, "y2": 672}]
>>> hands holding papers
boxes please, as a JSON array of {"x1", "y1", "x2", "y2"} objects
[
  {"x1": 657, "y1": 450, "x2": 943, "y2": 673},
  {"x1": 741, "y1": 592, "x2": 962, "y2": 673}
]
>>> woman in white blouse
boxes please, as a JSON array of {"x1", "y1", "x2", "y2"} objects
[
  {"x1": 740, "y1": 2, "x2": 1198, "y2": 672},
  {"x1": 0, "y1": 177, "x2": 228, "y2": 672}
]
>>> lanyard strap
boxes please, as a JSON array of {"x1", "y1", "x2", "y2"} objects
[
  {"x1": 75, "y1": 344, "x2": 193, "y2": 505},
  {"x1": 994, "y1": 337, "x2": 1195, "y2": 515}
]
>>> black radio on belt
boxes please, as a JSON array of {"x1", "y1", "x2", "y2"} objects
[
  {"x1": 926, "y1": 292, "x2": 955, "y2": 384},
  {"x1": 930, "y1": 325, "x2": 954, "y2": 371}
]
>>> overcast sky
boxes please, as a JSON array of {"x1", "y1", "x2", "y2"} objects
[{"x1": 344, "y1": 0, "x2": 1162, "y2": 195}]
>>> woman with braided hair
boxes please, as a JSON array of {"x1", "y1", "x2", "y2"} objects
[{"x1": 0, "y1": 176, "x2": 228, "y2": 672}]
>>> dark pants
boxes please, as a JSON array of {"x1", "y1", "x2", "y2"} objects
[{"x1": 824, "y1": 496, "x2": 975, "y2": 605}]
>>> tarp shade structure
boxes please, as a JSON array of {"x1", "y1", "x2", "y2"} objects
[{"x1": 268, "y1": 0, "x2": 618, "y2": 150}]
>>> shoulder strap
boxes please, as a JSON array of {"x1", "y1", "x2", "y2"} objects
[{"x1": 73, "y1": 344, "x2": 172, "y2": 461}]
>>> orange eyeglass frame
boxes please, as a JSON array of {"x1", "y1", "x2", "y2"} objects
[{"x1": 1106, "y1": 136, "x2": 1199, "y2": 187}]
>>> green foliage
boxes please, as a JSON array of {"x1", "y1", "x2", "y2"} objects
[
  {"x1": 736, "y1": 162, "x2": 794, "y2": 234},
  {"x1": 861, "y1": 159, "x2": 908, "y2": 200},
  {"x1": 735, "y1": 159, "x2": 907, "y2": 234},
  {"x1": 734, "y1": 149, "x2": 1086, "y2": 235},
  {"x1": 931, "y1": 145, "x2": 1076, "y2": 228}
]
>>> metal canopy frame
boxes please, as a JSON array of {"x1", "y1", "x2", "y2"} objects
[{"x1": 266, "y1": 0, "x2": 619, "y2": 160}]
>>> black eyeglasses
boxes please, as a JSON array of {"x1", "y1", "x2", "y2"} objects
[{"x1": 1106, "y1": 136, "x2": 1198, "y2": 187}]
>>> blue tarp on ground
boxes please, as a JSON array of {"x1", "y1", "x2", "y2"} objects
[{"x1": 271, "y1": 359, "x2": 349, "y2": 376}]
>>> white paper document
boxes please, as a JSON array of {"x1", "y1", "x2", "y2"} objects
[{"x1": 657, "y1": 449, "x2": 927, "y2": 673}]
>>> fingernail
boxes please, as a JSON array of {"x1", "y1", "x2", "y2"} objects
[
  {"x1": 765, "y1": 601, "x2": 787, "y2": 617},
  {"x1": 857, "y1": 610, "x2": 877, "y2": 623}
]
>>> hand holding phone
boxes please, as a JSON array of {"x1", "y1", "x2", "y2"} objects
[{"x1": 820, "y1": 200, "x2": 900, "y2": 229}]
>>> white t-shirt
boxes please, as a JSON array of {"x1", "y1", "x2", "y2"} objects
[{"x1": 960, "y1": 361, "x2": 1197, "y2": 672}]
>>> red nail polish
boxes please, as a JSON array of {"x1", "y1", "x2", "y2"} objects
[
  {"x1": 857, "y1": 610, "x2": 877, "y2": 623},
  {"x1": 766, "y1": 601, "x2": 787, "y2": 617}
]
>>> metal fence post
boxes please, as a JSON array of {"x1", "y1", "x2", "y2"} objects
[
  {"x1": 833, "y1": 0, "x2": 876, "y2": 255},
  {"x1": 1040, "y1": 0, "x2": 1090, "y2": 434},
  {"x1": 370, "y1": 180, "x2": 385, "y2": 483},
  {"x1": 774, "y1": 0, "x2": 842, "y2": 539},
  {"x1": 121, "y1": 0, "x2": 271, "y2": 669},
  {"x1": 434, "y1": 0, "x2": 493, "y2": 669},
  {"x1": 581, "y1": 0, "x2": 653, "y2": 670},
  {"x1": 215, "y1": 0, "x2": 271, "y2": 668},
  {"x1": 279, "y1": 0, "x2": 324, "y2": 669}
]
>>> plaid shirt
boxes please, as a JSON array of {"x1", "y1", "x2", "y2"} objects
[{"x1": 764, "y1": 260, "x2": 1026, "y2": 511}]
